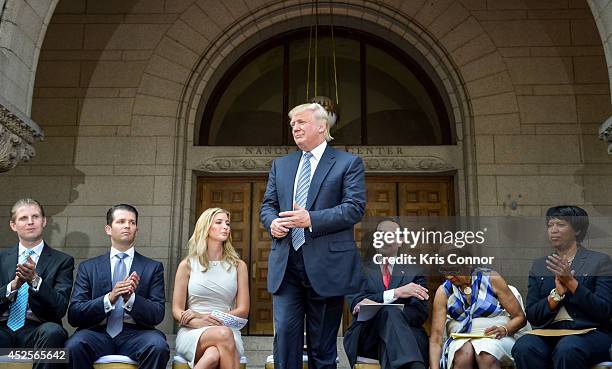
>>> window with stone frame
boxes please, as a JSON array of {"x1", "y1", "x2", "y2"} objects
[{"x1": 199, "y1": 27, "x2": 452, "y2": 146}]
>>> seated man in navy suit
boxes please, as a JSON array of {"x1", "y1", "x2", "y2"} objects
[
  {"x1": 0, "y1": 198, "x2": 74, "y2": 369},
  {"x1": 344, "y1": 219, "x2": 429, "y2": 369},
  {"x1": 65, "y1": 204, "x2": 169, "y2": 369}
]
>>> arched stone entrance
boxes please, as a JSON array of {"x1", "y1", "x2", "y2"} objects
[
  {"x1": 152, "y1": 1, "x2": 502, "y2": 335},
  {"x1": 148, "y1": 0, "x2": 517, "y2": 265}
]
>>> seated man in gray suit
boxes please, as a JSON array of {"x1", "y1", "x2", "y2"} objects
[{"x1": 0, "y1": 198, "x2": 75, "y2": 369}]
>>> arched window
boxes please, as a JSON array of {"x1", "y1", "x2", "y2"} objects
[{"x1": 199, "y1": 28, "x2": 452, "y2": 146}]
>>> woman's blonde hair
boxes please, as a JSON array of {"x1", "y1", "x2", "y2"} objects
[{"x1": 187, "y1": 207, "x2": 241, "y2": 272}]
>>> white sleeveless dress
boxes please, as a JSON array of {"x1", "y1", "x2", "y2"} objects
[{"x1": 175, "y1": 258, "x2": 244, "y2": 367}]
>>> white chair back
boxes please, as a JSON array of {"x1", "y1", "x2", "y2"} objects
[{"x1": 508, "y1": 284, "x2": 532, "y2": 338}]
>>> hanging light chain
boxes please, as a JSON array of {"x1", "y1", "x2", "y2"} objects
[
  {"x1": 306, "y1": 1, "x2": 315, "y2": 100},
  {"x1": 306, "y1": 0, "x2": 339, "y2": 106},
  {"x1": 330, "y1": 1, "x2": 339, "y2": 105},
  {"x1": 314, "y1": 0, "x2": 319, "y2": 97}
]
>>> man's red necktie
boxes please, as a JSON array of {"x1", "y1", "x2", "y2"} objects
[{"x1": 383, "y1": 263, "x2": 391, "y2": 290}]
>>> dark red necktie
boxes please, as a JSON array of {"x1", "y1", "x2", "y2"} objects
[{"x1": 383, "y1": 263, "x2": 391, "y2": 290}]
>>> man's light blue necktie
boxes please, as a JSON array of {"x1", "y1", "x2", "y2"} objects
[
  {"x1": 106, "y1": 253, "x2": 128, "y2": 338},
  {"x1": 291, "y1": 151, "x2": 312, "y2": 250},
  {"x1": 7, "y1": 249, "x2": 35, "y2": 331}
]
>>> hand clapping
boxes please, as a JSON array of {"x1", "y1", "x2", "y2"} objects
[
  {"x1": 546, "y1": 253, "x2": 576, "y2": 293},
  {"x1": 109, "y1": 271, "x2": 139, "y2": 304},
  {"x1": 15, "y1": 255, "x2": 38, "y2": 284},
  {"x1": 124, "y1": 271, "x2": 139, "y2": 301}
]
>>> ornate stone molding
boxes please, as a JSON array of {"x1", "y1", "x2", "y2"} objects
[
  {"x1": 0, "y1": 95, "x2": 44, "y2": 172},
  {"x1": 195, "y1": 157, "x2": 275, "y2": 173},
  {"x1": 192, "y1": 149, "x2": 455, "y2": 174},
  {"x1": 363, "y1": 156, "x2": 453, "y2": 172},
  {"x1": 599, "y1": 115, "x2": 612, "y2": 154}
]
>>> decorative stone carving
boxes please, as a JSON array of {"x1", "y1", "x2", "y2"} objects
[
  {"x1": 599, "y1": 115, "x2": 612, "y2": 154},
  {"x1": 363, "y1": 156, "x2": 453, "y2": 172},
  {"x1": 0, "y1": 95, "x2": 44, "y2": 172},
  {"x1": 195, "y1": 157, "x2": 275, "y2": 173},
  {"x1": 194, "y1": 154, "x2": 453, "y2": 173}
]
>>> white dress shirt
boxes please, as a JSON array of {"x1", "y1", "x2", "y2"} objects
[
  {"x1": 292, "y1": 140, "x2": 327, "y2": 234},
  {"x1": 292, "y1": 140, "x2": 327, "y2": 201},
  {"x1": 102, "y1": 246, "x2": 136, "y2": 325},
  {"x1": 2, "y1": 241, "x2": 45, "y2": 322},
  {"x1": 381, "y1": 263, "x2": 399, "y2": 304}
]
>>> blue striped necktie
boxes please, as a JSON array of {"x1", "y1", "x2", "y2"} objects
[
  {"x1": 7, "y1": 249, "x2": 35, "y2": 331},
  {"x1": 291, "y1": 151, "x2": 312, "y2": 250},
  {"x1": 106, "y1": 253, "x2": 128, "y2": 338}
]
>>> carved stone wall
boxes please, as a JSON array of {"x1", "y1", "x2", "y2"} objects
[
  {"x1": 0, "y1": 96, "x2": 43, "y2": 172},
  {"x1": 600, "y1": 115, "x2": 612, "y2": 154}
]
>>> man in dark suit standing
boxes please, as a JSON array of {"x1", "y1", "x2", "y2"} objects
[
  {"x1": 260, "y1": 102, "x2": 366, "y2": 369},
  {"x1": 0, "y1": 198, "x2": 74, "y2": 369},
  {"x1": 64, "y1": 204, "x2": 169, "y2": 369},
  {"x1": 344, "y1": 219, "x2": 429, "y2": 369}
]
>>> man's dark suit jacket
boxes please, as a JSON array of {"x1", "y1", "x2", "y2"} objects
[
  {"x1": 0, "y1": 243, "x2": 74, "y2": 325},
  {"x1": 526, "y1": 245, "x2": 612, "y2": 331},
  {"x1": 68, "y1": 251, "x2": 165, "y2": 330},
  {"x1": 260, "y1": 145, "x2": 366, "y2": 297},
  {"x1": 343, "y1": 262, "x2": 429, "y2": 367}
]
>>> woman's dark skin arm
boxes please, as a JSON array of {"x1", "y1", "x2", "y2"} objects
[{"x1": 486, "y1": 272, "x2": 526, "y2": 338}]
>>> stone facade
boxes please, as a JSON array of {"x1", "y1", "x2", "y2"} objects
[{"x1": 0, "y1": 0, "x2": 612, "y2": 353}]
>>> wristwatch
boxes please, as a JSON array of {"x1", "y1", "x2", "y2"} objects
[
  {"x1": 549, "y1": 288, "x2": 565, "y2": 302},
  {"x1": 30, "y1": 275, "x2": 41, "y2": 290}
]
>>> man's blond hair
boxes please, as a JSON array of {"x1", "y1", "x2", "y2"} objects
[
  {"x1": 10, "y1": 198, "x2": 45, "y2": 222},
  {"x1": 289, "y1": 103, "x2": 334, "y2": 141}
]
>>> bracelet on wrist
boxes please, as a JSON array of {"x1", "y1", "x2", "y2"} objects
[{"x1": 500, "y1": 325, "x2": 509, "y2": 337}]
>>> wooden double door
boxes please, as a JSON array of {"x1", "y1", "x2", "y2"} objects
[{"x1": 196, "y1": 176, "x2": 454, "y2": 335}]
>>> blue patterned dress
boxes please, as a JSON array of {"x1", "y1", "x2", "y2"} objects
[{"x1": 440, "y1": 269, "x2": 517, "y2": 369}]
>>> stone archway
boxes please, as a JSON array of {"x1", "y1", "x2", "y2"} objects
[
  {"x1": 0, "y1": 0, "x2": 60, "y2": 114},
  {"x1": 123, "y1": 0, "x2": 524, "y2": 275}
]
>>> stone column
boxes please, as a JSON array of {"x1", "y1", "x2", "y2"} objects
[{"x1": 0, "y1": 95, "x2": 43, "y2": 172}]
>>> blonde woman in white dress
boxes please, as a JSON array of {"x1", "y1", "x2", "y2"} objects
[{"x1": 173, "y1": 208, "x2": 249, "y2": 369}]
